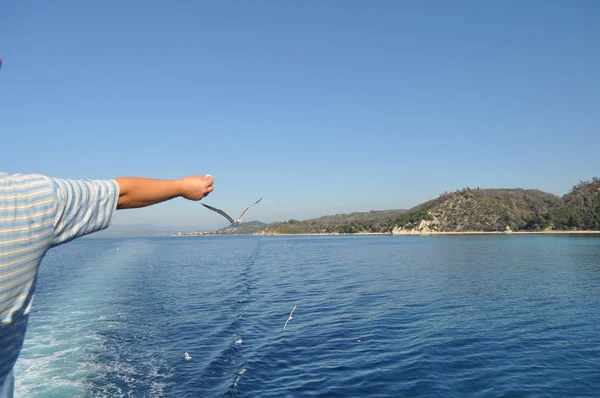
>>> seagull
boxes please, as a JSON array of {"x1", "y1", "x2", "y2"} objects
[
  {"x1": 202, "y1": 197, "x2": 263, "y2": 226},
  {"x1": 184, "y1": 352, "x2": 192, "y2": 361},
  {"x1": 283, "y1": 305, "x2": 296, "y2": 331}
]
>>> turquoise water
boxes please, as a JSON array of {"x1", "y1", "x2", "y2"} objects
[{"x1": 13, "y1": 235, "x2": 600, "y2": 397}]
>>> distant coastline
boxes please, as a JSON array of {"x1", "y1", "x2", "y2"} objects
[
  {"x1": 171, "y1": 230, "x2": 600, "y2": 237},
  {"x1": 171, "y1": 177, "x2": 600, "y2": 237},
  {"x1": 252, "y1": 177, "x2": 600, "y2": 236},
  {"x1": 389, "y1": 230, "x2": 600, "y2": 236}
]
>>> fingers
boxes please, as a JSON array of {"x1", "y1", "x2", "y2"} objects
[
  {"x1": 199, "y1": 186, "x2": 214, "y2": 200},
  {"x1": 203, "y1": 175, "x2": 214, "y2": 198},
  {"x1": 180, "y1": 174, "x2": 215, "y2": 201}
]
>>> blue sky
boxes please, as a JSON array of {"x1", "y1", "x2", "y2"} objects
[{"x1": 1, "y1": 1, "x2": 599, "y2": 229}]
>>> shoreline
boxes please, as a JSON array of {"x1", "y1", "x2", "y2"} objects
[
  {"x1": 390, "y1": 230, "x2": 600, "y2": 236},
  {"x1": 255, "y1": 230, "x2": 600, "y2": 236},
  {"x1": 174, "y1": 230, "x2": 600, "y2": 237}
]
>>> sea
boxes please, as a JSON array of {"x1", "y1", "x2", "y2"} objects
[{"x1": 12, "y1": 234, "x2": 600, "y2": 397}]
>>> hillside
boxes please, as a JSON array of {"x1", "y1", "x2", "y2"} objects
[
  {"x1": 255, "y1": 177, "x2": 600, "y2": 235},
  {"x1": 524, "y1": 177, "x2": 600, "y2": 231},
  {"x1": 392, "y1": 178, "x2": 600, "y2": 234},
  {"x1": 392, "y1": 188, "x2": 564, "y2": 233},
  {"x1": 256, "y1": 209, "x2": 407, "y2": 235},
  {"x1": 214, "y1": 221, "x2": 269, "y2": 235}
]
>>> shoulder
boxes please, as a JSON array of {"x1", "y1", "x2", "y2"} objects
[
  {"x1": 0, "y1": 172, "x2": 54, "y2": 196},
  {"x1": 1, "y1": 172, "x2": 120, "y2": 208},
  {"x1": 0, "y1": 173, "x2": 57, "y2": 238},
  {"x1": 48, "y1": 177, "x2": 120, "y2": 245},
  {"x1": 48, "y1": 177, "x2": 119, "y2": 201},
  {"x1": 1, "y1": 172, "x2": 120, "y2": 210}
]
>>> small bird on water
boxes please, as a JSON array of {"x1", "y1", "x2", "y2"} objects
[
  {"x1": 283, "y1": 305, "x2": 296, "y2": 331},
  {"x1": 201, "y1": 197, "x2": 263, "y2": 226},
  {"x1": 184, "y1": 352, "x2": 192, "y2": 361}
]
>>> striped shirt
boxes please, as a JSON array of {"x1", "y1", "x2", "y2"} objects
[{"x1": 0, "y1": 172, "x2": 119, "y2": 392}]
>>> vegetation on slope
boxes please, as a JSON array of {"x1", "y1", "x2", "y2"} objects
[
  {"x1": 256, "y1": 209, "x2": 407, "y2": 235},
  {"x1": 393, "y1": 177, "x2": 600, "y2": 233},
  {"x1": 215, "y1": 221, "x2": 268, "y2": 235},
  {"x1": 394, "y1": 188, "x2": 564, "y2": 232},
  {"x1": 256, "y1": 177, "x2": 600, "y2": 234},
  {"x1": 524, "y1": 177, "x2": 600, "y2": 231}
]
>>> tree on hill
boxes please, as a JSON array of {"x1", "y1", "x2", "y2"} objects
[{"x1": 256, "y1": 177, "x2": 600, "y2": 234}]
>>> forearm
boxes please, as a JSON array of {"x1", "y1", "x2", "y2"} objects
[{"x1": 114, "y1": 177, "x2": 183, "y2": 209}]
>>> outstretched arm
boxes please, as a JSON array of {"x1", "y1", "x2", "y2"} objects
[
  {"x1": 48, "y1": 173, "x2": 214, "y2": 246},
  {"x1": 115, "y1": 174, "x2": 214, "y2": 209}
]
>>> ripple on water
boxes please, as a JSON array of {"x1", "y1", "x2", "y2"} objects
[{"x1": 13, "y1": 235, "x2": 600, "y2": 397}]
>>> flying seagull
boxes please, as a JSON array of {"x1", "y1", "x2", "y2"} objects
[
  {"x1": 283, "y1": 305, "x2": 296, "y2": 331},
  {"x1": 202, "y1": 197, "x2": 263, "y2": 226}
]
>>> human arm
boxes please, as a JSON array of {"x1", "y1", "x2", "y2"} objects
[
  {"x1": 114, "y1": 174, "x2": 214, "y2": 209},
  {"x1": 49, "y1": 174, "x2": 213, "y2": 246}
]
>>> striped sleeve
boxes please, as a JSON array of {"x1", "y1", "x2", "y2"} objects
[{"x1": 48, "y1": 178, "x2": 120, "y2": 247}]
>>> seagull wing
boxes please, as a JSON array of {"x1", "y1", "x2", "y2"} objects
[
  {"x1": 238, "y1": 197, "x2": 263, "y2": 221},
  {"x1": 202, "y1": 204, "x2": 236, "y2": 225},
  {"x1": 283, "y1": 305, "x2": 296, "y2": 331}
]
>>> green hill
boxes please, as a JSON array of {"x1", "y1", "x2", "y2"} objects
[
  {"x1": 392, "y1": 188, "x2": 564, "y2": 233},
  {"x1": 524, "y1": 177, "x2": 600, "y2": 231},
  {"x1": 215, "y1": 221, "x2": 269, "y2": 235},
  {"x1": 392, "y1": 177, "x2": 600, "y2": 233},
  {"x1": 256, "y1": 177, "x2": 600, "y2": 235},
  {"x1": 256, "y1": 209, "x2": 407, "y2": 235}
]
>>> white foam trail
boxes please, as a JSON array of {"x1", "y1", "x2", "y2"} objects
[{"x1": 14, "y1": 241, "x2": 154, "y2": 397}]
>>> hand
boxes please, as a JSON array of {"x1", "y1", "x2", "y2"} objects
[{"x1": 180, "y1": 174, "x2": 214, "y2": 201}]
